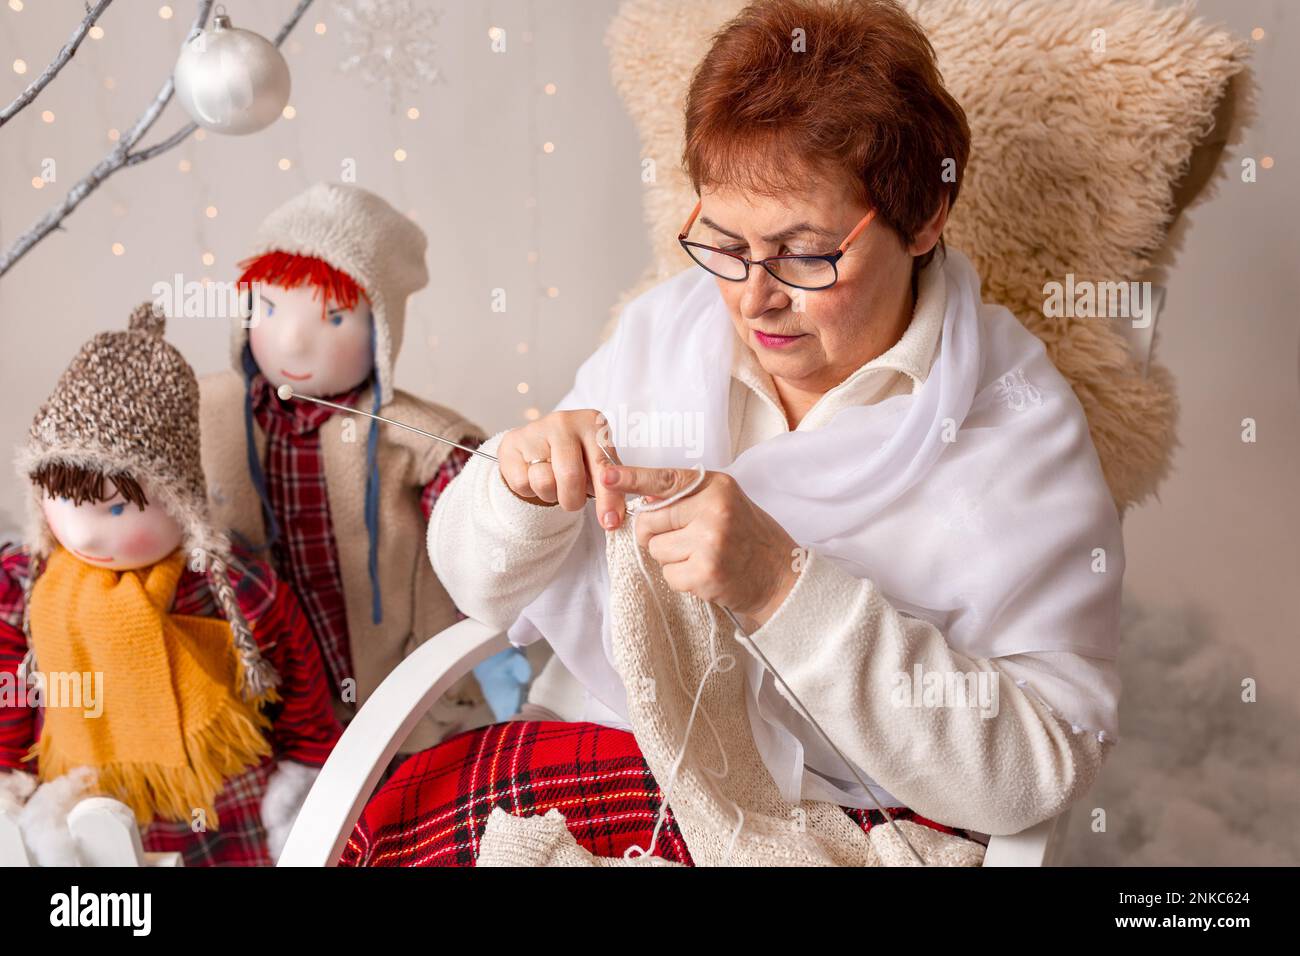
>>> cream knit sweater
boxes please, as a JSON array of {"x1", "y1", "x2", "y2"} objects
[
  {"x1": 429, "y1": 277, "x2": 1118, "y2": 863},
  {"x1": 433, "y1": 433, "x2": 1110, "y2": 865}
]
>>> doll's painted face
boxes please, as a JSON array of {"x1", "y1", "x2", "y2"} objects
[
  {"x1": 39, "y1": 475, "x2": 184, "y2": 571},
  {"x1": 248, "y1": 283, "x2": 374, "y2": 398}
]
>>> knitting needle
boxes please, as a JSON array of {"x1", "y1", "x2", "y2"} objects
[
  {"x1": 275, "y1": 385, "x2": 611, "y2": 506},
  {"x1": 722, "y1": 605, "x2": 927, "y2": 866},
  {"x1": 278, "y1": 384, "x2": 500, "y2": 462}
]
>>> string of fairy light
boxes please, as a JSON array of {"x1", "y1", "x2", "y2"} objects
[
  {"x1": 2, "y1": 0, "x2": 1279, "y2": 288},
  {"x1": 86, "y1": 22, "x2": 132, "y2": 257},
  {"x1": 1, "y1": 4, "x2": 43, "y2": 199},
  {"x1": 488, "y1": 0, "x2": 558, "y2": 425},
  {"x1": 7, "y1": 3, "x2": 194, "y2": 261}
]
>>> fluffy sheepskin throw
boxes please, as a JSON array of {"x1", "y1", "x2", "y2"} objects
[{"x1": 605, "y1": 0, "x2": 1252, "y2": 511}]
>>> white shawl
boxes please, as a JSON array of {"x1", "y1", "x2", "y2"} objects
[{"x1": 508, "y1": 247, "x2": 1124, "y2": 806}]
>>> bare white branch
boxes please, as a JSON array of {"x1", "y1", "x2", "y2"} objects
[
  {"x1": 0, "y1": 0, "x2": 116, "y2": 129},
  {"x1": 0, "y1": 0, "x2": 317, "y2": 279}
]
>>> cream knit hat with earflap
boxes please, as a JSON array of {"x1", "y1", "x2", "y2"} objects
[
  {"x1": 230, "y1": 182, "x2": 429, "y2": 406},
  {"x1": 17, "y1": 302, "x2": 280, "y2": 701}
]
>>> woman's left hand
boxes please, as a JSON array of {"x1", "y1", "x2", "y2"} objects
[{"x1": 602, "y1": 465, "x2": 801, "y2": 630}]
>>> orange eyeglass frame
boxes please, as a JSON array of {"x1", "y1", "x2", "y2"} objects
[{"x1": 677, "y1": 199, "x2": 877, "y2": 291}]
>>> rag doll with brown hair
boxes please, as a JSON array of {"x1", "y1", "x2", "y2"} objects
[{"x1": 0, "y1": 303, "x2": 342, "y2": 866}]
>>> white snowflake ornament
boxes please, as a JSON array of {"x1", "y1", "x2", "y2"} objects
[{"x1": 334, "y1": 0, "x2": 444, "y2": 108}]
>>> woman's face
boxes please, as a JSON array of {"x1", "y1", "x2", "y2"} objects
[{"x1": 698, "y1": 177, "x2": 929, "y2": 402}]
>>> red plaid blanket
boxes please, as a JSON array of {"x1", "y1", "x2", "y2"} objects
[{"x1": 341, "y1": 720, "x2": 975, "y2": 867}]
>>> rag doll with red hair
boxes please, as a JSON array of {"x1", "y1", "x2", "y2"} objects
[{"x1": 199, "y1": 183, "x2": 522, "y2": 757}]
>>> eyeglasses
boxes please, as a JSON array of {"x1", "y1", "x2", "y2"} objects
[{"x1": 677, "y1": 200, "x2": 876, "y2": 292}]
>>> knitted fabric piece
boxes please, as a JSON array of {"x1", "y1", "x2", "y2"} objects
[
  {"x1": 23, "y1": 303, "x2": 204, "y2": 513},
  {"x1": 474, "y1": 525, "x2": 986, "y2": 867}
]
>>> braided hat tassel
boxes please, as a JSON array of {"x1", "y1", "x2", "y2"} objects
[
  {"x1": 205, "y1": 551, "x2": 280, "y2": 702},
  {"x1": 18, "y1": 554, "x2": 40, "y2": 683}
]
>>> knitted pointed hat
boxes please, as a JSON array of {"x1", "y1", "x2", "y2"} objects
[
  {"x1": 230, "y1": 182, "x2": 429, "y2": 406},
  {"x1": 17, "y1": 302, "x2": 279, "y2": 701}
]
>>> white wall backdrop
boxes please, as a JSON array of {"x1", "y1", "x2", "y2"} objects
[{"x1": 1122, "y1": 0, "x2": 1299, "y2": 690}]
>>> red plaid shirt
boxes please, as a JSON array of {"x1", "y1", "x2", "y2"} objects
[
  {"x1": 249, "y1": 374, "x2": 477, "y2": 691},
  {"x1": 0, "y1": 542, "x2": 343, "y2": 866}
]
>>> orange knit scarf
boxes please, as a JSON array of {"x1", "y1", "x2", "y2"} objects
[{"x1": 28, "y1": 547, "x2": 276, "y2": 827}]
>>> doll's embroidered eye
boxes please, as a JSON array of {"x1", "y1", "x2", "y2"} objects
[
  {"x1": 328, "y1": 312, "x2": 344, "y2": 326},
  {"x1": 109, "y1": 503, "x2": 126, "y2": 516},
  {"x1": 260, "y1": 295, "x2": 275, "y2": 317}
]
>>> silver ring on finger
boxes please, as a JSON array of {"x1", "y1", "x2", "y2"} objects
[{"x1": 526, "y1": 457, "x2": 551, "y2": 466}]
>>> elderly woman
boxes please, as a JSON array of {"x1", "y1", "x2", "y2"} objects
[{"x1": 341, "y1": 0, "x2": 1121, "y2": 867}]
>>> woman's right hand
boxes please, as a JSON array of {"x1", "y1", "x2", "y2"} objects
[{"x1": 498, "y1": 410, "x2": 626, "y2": 529}]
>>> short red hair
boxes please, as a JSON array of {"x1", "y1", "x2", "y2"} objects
[
  {"x1": 237, "y1": 251, "x2": 367, "y2": 318},
  {"x1": 683, "y1": 0, "x2": 970, "y2": 269}
]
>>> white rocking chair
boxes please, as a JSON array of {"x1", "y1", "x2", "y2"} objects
[{"x1": 277, "y1": 617, "x2": 1074, "y2": 868}]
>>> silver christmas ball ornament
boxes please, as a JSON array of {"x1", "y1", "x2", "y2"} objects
[{"x1": 173, "y1": 11, "x2": 291, "y2": 135}]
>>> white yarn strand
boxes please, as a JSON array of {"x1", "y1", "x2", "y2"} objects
[
  {"x1": 623, "y1": 465, "x2": 745, "y2": 864},
  {"x1": 623, "y1": 463, "x2": 926, "y2": 866}
]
